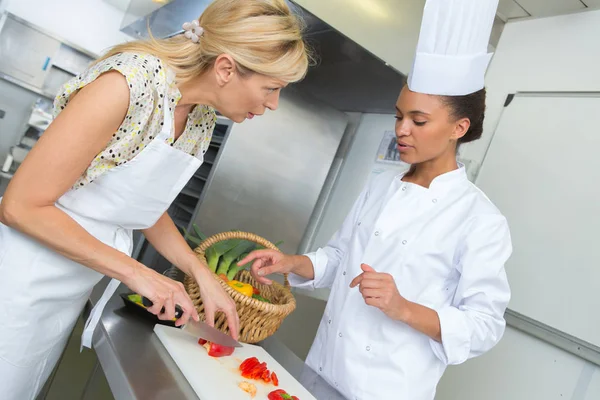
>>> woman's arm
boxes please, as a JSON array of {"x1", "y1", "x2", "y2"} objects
[
  {"x1": 0, "y1": 72, "x2": 199, "y2": 325},
  {"x1": 141, "y1": 212, "x2": 201, "y2": 277}
]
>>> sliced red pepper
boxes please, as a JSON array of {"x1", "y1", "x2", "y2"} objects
[
  {"x1": 240, "y1": 357, "x2": 259, "y2": 372},
  {"x1": 253, "y1": 287, "x2": 260, "y2": 295},
  {"x1": 262, "y1": 368, "x2": 271, "y2": 383},
  {"x1": 197, "y1": 338, "x2": 207, "y2": 345},
  {"x1": 267, "y1": 389, "x2": 298, "y2": 400},
  {"x1": 242, "y1": 360, "x2": 260, "y2": 376},
  {"x1": 271, "y1": 371, "x2": 279, "y2": 386},
  {"x1": 250, "y1": 362, "x2": 267, "y2": 379},
  {"x1": 268, "y1": 389, "x2": 287, "y2": 400},
  {"x1": 242, "y1": 371, "x2": 253, "y2": 379}
]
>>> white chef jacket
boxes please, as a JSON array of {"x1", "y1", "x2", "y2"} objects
[{"x1": 290, "y1": 164, "x2": 512, "y2": 400}]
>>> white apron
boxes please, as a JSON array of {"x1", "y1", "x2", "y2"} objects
[{"x1": 0, "y1": 97, "x2": 203, "y2": 400}]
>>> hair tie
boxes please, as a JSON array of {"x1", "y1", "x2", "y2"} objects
[{"x1": 182, "y1": 20, "x2": 204, "y2": 43}]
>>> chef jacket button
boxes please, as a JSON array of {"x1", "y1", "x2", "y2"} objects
[
  {"x1": 402, "y1": 240, "x2": 407, "y2": 245},
  {"x1": 343, "y1": 271, "x2": 346, "y2": 276},
  {"x1": 432, "y1": 198, "x2": 438, "y2": 203},
  {"x1": 339, "y1": 332, "x2": 343, "y2": 338},
  {"x1": 374, "y1": 231, "x2": 380, "y2": 236},
  {"x1": 402, "y1": 187, "x2": 407, "y2": 191},
  {"x1": 366, "y1": 346, "x2": 371, "y2": 351},
  {"x1": 335, "y1": 382, "x2": 338, "y2": 387},
  {"x1": 328, "y1": 319, "x2": 332, "y2": 324},
  {"x1": 358, "y1": 222, "x2": 362, "y2": 226},
  {"x1": 319, "y1": 367, "x2": 323, "y2": 372}
]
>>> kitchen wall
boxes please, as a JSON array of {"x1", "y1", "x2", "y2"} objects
[
  {"x1": 296, "y1": 112, "x2": 407, "y2": 301},
  {"x1": 436, "y1": 9, "x2": 600, "y2": 400},
  {"x1": 2, "y1": 0, "x2": 130, "y2": 56}
]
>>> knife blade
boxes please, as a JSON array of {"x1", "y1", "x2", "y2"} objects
[{"x1": 183, "y1": 319, "x2": 243, "y2": 348}]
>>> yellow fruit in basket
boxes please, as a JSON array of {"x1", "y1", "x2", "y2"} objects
[{"x1": 227, "y1": 280, "x2": 254, "y2": 297}]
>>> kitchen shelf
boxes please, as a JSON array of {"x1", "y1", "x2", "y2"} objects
[
  {"x1": 175, "y1": 202, "x2": 195, "y2": 215},
  {"x1": 172, "y1": 217, "x2": 188, "y2": 230},
  {"x1": 180, "y1": 187, "x2": 202, "y2": 199}
]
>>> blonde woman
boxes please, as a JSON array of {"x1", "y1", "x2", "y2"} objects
[{"x1": 0, "y1": 1, "x2": 310, "y2": 398}]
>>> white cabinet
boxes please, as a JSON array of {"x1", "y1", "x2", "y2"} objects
[
  {"x1": 497, "y1": 0, "x2": 530, "y2": 19},
  {"x1": 516, "y1": 0, "x2": 586, "y2": 18},
  {"x1": 0, "y1": 16, "x2": 60, "y2": 89}
]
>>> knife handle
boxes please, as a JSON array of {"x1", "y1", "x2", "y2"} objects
[{"x1": 142, "y1": 296, "x2": 183, "y2": 318}]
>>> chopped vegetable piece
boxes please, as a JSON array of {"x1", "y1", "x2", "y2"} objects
[
  {"x1": 197, "y1": 338, "x2": 234, "y2": 357},
  {"x1": 271, "y1": 371, "x2": 279, "y2": 386},
  {"x1": 262, "y1": 369, "x2": 271, "y2": 383},
  {"x1": 268, "y1": 389, "x2": 299, "y2": 400},
  {"x1": 240, "y1": 357, "x2": 259, "y2": 372},
  {"x1": 249, "y1": 362, "x2": 267, "y2": 379},
  {"x1": 238, "y1": 381, "x2": 257, "y2": 398}
]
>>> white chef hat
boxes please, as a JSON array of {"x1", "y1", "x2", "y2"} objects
[{"x1": 407, "y1": 0, "x2": 499, "y2": 96}]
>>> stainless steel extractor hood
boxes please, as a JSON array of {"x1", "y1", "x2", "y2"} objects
[{"x1": 120, "y1": 0, "x2": 405, "y2": 114}]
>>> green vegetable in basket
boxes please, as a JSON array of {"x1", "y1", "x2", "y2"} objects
[
  {"x1": 252, "y1": 294, "x2": 271, "y2": 303},
  {"x1": 216, "y1": 240, "x2": 257, "y2": 276},
  {"x1": 205, "y1": 239, "x2": 241, "y2": 273},
  {"x1": 183, "y1": 223, "x2": 207, "y2": 247},
  {"x1": 192, "y1": 224, "x2": 207, "y2": 241},
  {"x1": 226, "y1": 253, "x2": 252, "y2": 281}
]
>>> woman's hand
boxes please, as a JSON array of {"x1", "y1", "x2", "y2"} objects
[
  {"x1": 191, "y1": 266, "x2": 240, "y2": 340},
  {"x1": 124, "y1": 265, "x2": 200, "y2": 327},
  {"x1": 237, "y1": 250, "x2": 313, "y2": 285},
  {"x1": 350, "y1": 264, "x2": 442, "y2": 342},
  {"x1": 350, "y1": 263, "x2": 410, "y2": 322}
]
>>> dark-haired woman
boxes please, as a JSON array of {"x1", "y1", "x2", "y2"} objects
[{"x1": 241, "y1": 84, "x2": 512, "y2": 399}]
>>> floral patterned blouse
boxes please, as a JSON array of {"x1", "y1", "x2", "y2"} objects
[{"x1": 53, "y1": 52, "x2": 216, "y2": 189}]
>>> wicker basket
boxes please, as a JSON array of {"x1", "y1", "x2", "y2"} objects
[{"x1": 184, "y1": 231, "x2": 296, "y2": 344}]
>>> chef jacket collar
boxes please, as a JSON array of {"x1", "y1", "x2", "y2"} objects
[{"x1": 396, "y1": 162, "x2": 468, "y2": 193}]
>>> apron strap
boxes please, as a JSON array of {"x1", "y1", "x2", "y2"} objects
[{"x1": 81, "y1": 278, "x2": 122, "y2": 351}]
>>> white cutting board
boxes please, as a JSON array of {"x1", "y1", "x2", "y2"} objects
[{"x1": 154, "y1": 324, "x2": 316, "y2": 400}]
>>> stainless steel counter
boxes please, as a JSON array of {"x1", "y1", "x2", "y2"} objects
[{"x1": 88, "y1": 279, "x2": 345, "y2": 400}]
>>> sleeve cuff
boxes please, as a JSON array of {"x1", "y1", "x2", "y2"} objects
[
  {"x1": 430, "y1": 306, "x2": 471, "y2": 365},
  {"x1": 288, "y1": 249, "x2": 328, "y2": 290}
]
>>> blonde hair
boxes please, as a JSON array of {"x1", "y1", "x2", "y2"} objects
[{"x1": 96, "y1": 0, "x2": 311, "y2": 83}]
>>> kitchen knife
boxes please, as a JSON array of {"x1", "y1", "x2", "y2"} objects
[{"x1": 183, "y1": 319, "x2": 243, "y2": 348}]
